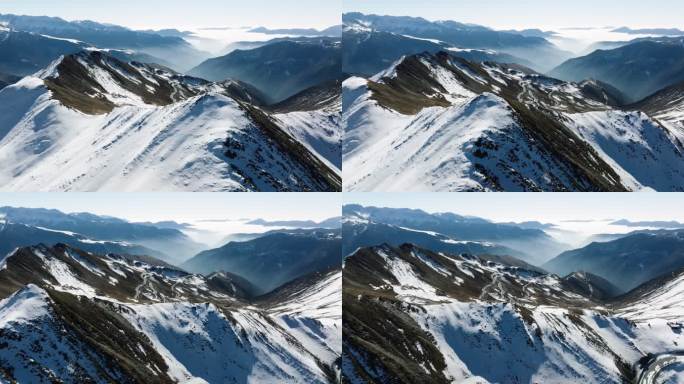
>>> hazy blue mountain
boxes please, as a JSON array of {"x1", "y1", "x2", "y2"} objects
[
  {"x1": 342, "y1": 219, "x2": 529, "y2": 260},
  {"x1": 221, "y1": 35, "x2": 342, "y2": 55},
  {"x1": 544, "y1": 230, "x2": 684, "y2": 292},
  {"x1": 247, "y1": 216, "x2": 341, "y2": 228},
  {"x1": 0, "y1": 28, "x2": 84, "y2": 76},
  {"x1": 500, "y1": 29, "x2": 558, "y2": 38},
  {"x1": 141, "y1": 28, "x2": 196, "y2": 38},
  {"x1": 612, "y1": 26, "x2": 684, "y2": 36},
  {"x1": 549, "y1": 39, "x2": 684, "y2": 102},
  {"x1": 189, "y1": 38, "x2": 341, "y2": 103},
  {"x1": 344, "y1": 205, "x2": 548, "y2": 241},
  {"x1": 611, "y1": 219, "x2": 684, "y2": 228},
  {"x1": 182, "y1": 229, "x2": 341, "y2": 294},
  {"x1": 0, "y1": 72, "x2": 20, "y2": 89}
]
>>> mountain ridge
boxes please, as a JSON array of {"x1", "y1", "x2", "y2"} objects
[{"x1": 343, "y1": 51, "x2": 684, "y2": 191}]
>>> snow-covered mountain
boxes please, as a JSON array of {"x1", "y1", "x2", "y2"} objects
[
  {"x1": 343, "y1": 243, "x2": 684, "y2": 383},
  {"x1": 343, "y1": 51, "x2": 684, "y2": 191},
  {"x1": 258, "y1": 268, "x2": 342, "y2": 378},
  {"x1": 271, "y1": 79, "x2": 342, "y2": 171},
  {"x1": 0, "y1": 243, "x2": 342, "y2": 383},
  {"x1": 0, "y1": 50, "x2": 341, "y2": 191}
]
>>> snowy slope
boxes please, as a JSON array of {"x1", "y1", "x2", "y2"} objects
[
  {"x1": 274, "y1": 91, "x2": 341, "y2": 172},
  {"x1": 121, "y1": 302, "x2": 332, "y2": 384},
  {"x1": 564, "y1": 110, "x2": 684, "y2": 191},
  {"x1": 0, "y1": 285, "x2": 141, "y2": 384},
  {"x1": 343, "y1": 244, "x2": 684, "y2": 383},
  {"x1": 343, "y1": 52, "x2": 684, "y2": 191},
  {"x1": 634, "y1": 80, "x2": 684, "y2": 142},
  {"x1": 267, "y1": 270, "x2": 343, "y2": 368},
  {"x1": 618, "y1": 271, "x2": 684, "y2": 322},
  {"x1": 0, "y1": 51, "x2": 340, "y2": 191},
  {"x1": 344, "y1": 90, "x2": 583, "y2": 191}
]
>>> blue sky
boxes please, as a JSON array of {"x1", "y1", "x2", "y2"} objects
[
  {"x1": 343, "y1": 0, "x2": 684, "y2": 30},
  {"x1": 0, "y1": 0, "x2": 340, "y2": 29},
  {"x1": 344, "y1": 193, "x2": 684, "y2": 223},
  {"x1": 0, "y1": 193, "x2": 341, "y2": 222}
]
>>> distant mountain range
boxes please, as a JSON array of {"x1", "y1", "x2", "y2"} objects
[
  {"x1": 0, "y1": 220, "x2": 169, "y2": 261},
  {"x1": 0, "y1": 27, "x2": 84, "y2": 76},
  {"x1": 0, "y1": 72, "x2": 19, "y2": 89},
  {"x1": 247, "y1": 216, "x2": 341, "y2": 228},
  {"x1": 0, "y1": 206, "x2": 202, "y2": 264},
  {"x1": 0, "y1": 14, "x2": 209, "y2": 71},
  {"x1": 0, "y1": 26, "x2": 178, "y2": 77},
  {"x1": 248, "y1": 25, "x2": 342, "y2": 36},
  {"x1": 612, "y1": 26, "x2": 684, "y2": 35},
  {"x1": 343, "y1": 12, "x2": 572, "y2": 72},
  {"x1": 342, "y1": 217, "x2": 527, "y2": 260},
  {"x1": 343, "y1": 205, "x2": 568, "y2": 264},
  {"x1": 342, "y1": 27, "x2": 535, "y2": 77},
  {"x1": 610, "y1": 219, "x2": 684, "y2": 228}
]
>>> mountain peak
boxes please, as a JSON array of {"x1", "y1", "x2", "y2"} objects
[{"x1": 41, "y1": 50, "x2": 204, "y2": 114}]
